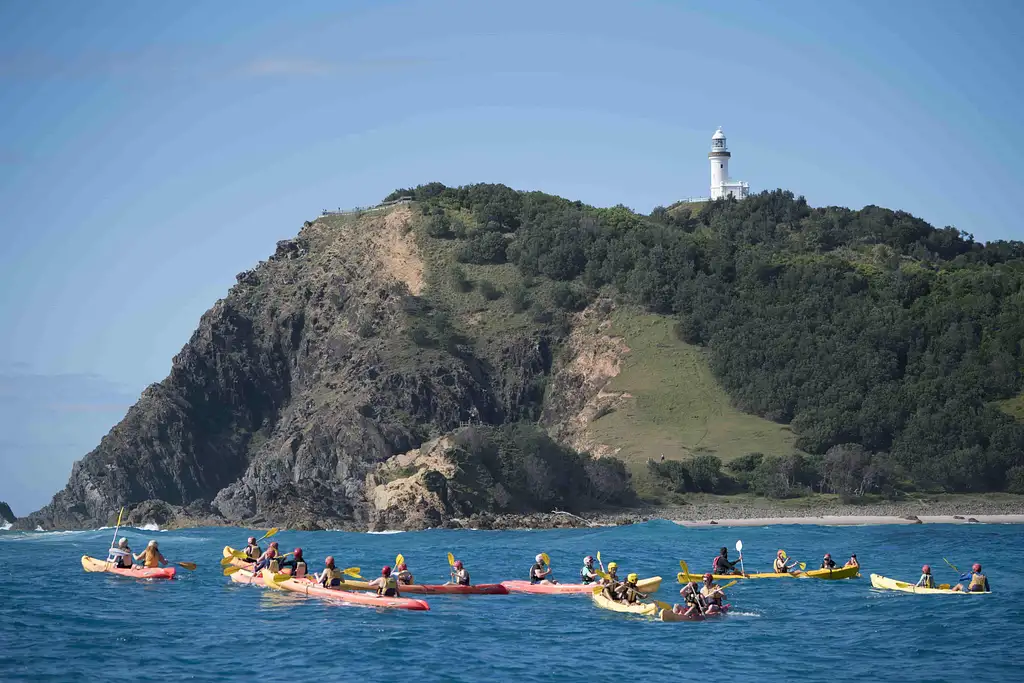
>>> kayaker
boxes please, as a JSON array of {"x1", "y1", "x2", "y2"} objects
[
  {"x1": 243, "y1": 537, "x2": 261, "y2": 562},
  {"x1": 951, "y1": 563, "x2": 990, "y2": 593},
  {"x1": 712, "y1": 547, "x2": 742, "y2": 575},
  {"x1": 700, "y1": 572, "x2": 725, "y2": 612},
  {"x1": 773, "y1": 550, "x2": 790, "y2": 574},
  {"x1": 606, "y1": 561, "x2": 620, "y2": 582},
  {"x1": 449, "y1": 559, "x2": 470, "y2": 586},
  {"x1": 369, "y1": 566, "x2": 400, "y2": 597},
  {"x1": 530, "y1": 554, "x2": 556, "y2": 584},
  {"x1": 677, "y1": 581, "x2": 704, "y2": 617},
  {"x1": 133, "y1": 540, "x2": 168, "y2": 568},
  {"x1": 251, "y1": 542, "x2": 279, "y2": 573},
  {"x1": 318, "y1": 556, "x2": 344, "y2": 588},
  {"x1": 820, "y1": 553, "x2": 837, "y2": 569},
  {"x1": 107, "y1": 538, "x2": 133, "y2": 569},
  {"x1": 617, "y1": 573, "x2": 647, "y2": 605},
  {"x1": 845, "y1": 554, "x2": 859, "y2": 568},
  {"x1": 278, "y1": 548, "x2": 307, "y2": 578},
  {"x1": 915, "y1": 565, "x2": 935, "y2": 588},
  {"x1": 580, "y1": 556, "x2": 599, "y2": 584},
  {"x1": 396, "y1": 562, "x2": 414, "y2": 585}
]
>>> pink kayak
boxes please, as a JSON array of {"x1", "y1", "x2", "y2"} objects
[
  {"x1": 502, "y1": 576, "x2": 663, "y2": 594},
  {"x1": 81, "y1": 555, "x2": 176, "y2": 579},
  {"x1": 230, "y1": 570, "x2": 429, "y2": 611},
  {"x1": 660, "y1": 603, "x2": 731, "y2": 622}
]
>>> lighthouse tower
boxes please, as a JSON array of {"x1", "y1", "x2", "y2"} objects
[{"x1": 708, "y1": 127, "x2": 749, "y2": 200}]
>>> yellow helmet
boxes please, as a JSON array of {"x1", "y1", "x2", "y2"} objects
[
  {"x1": 627, "y1": 573, "x2": 638, "y2": 583},
  {"x1": 608, "y1": 562, "x2": 618, "y2": 571}
]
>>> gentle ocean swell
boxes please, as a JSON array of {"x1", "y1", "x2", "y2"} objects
[{"x1": 2, "y1": 521, "x2": 1023, "y2": 681}]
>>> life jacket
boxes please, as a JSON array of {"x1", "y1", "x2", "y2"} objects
[
  {"x1": 713, "y1": 555, "x2": 728, "y2": 572},
  {"x1": 322, "y1": 568, "x2": 343, "y2": 588},
  {"x1": 378, "y1": 576, "x2": 398, "y2": 597},
  {"x1": 919, "y1": 574, "x2": 934, "y2": 588},
  {"x1": 142, "y1": 548, "x2": 160, "y2": 568},
  {"x1": 580, "y1": 566, "x2": 595, "y2": 584},
  {"x1": 774, "y1": 558, "x2": 788, "y2": 573},
  {"x1": 529, "y1": 563, "x2": 544, "y2": 583},
  {"x1": 968, "y1": 573, "x2": 988, "y2": 592},
  {"x1": 397, "y1": 570, "x2": 413, "y2": 585},
  {"x1": 455, "y1": 569, "x2": 470, "y2": 586},
  {"x1": 245, "y1": 545, "x2": 261, "y2": 561},
  {"x1": 268, "y1": 559, "x2": 280, "y2": 573},
  {"x1": 821, "y1": 559, "x2": 836, "y2": 569},
  {"x1": 294, "y1": 561, "x2": 307, "y2": 579}
]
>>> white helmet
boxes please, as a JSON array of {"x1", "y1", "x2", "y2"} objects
[
  {"x1": 535, "y1": 554, "x2": 544, "y2": 564},
  {"x1": 147, "y1": 540, "x2": 158, "y2": 548},
  {"x1": 118, "y1": 538, "x2": 128, "y2": 547}
]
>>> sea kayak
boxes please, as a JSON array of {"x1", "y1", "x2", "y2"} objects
[
  {"x1": 502, "y1": 576, "x2": 663, "y2": 594},
  {"x1": 320, "y1": 579, "x2": 508, "y2": 595},
  {"x1": 870, "y1": 573, "x2": 989, "y2": 595},
  {"x1": 678, "y1": 565, "x2": 860, "y2": 582},
  {"x1": 659, "y1": 604, "x2": 731, "y2": 622},
  {"x1": 590, "y1": 589, "x2": 658, "y2": 615},
  {"x1": 230, "y1": 569, "x2": 430, "y2": 610},
  {"x1": 81, "y1": 555, "x2": 176, "y2": 579}
]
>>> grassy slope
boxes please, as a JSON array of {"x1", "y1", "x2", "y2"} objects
[
  {"x1": 587, "y1": 307, "x2": 799, "y2": 466},
  {"x1": 998, "y1": 393, "x2": 1024, "y2": 423}
]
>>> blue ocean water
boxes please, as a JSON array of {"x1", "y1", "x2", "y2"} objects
[{"x1": 1, "y1": 520, "x2": 1022, "y2": 682}]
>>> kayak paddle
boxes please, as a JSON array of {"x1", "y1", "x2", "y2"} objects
[
  {"x1": 257, "y1": 527, "x2": 280, "y2": 543},
  {"x1": 447, "y1": 552, "x2": 455, "y2": 566},
  {"x1": 735, "y1": 539, "x2": 745, "y2": 576},
  {"x1": 175, "y1": 562, "x2": 197, "y2": 571},
  {"x1": 224, "y1": 565, "x2": 243, "y2": 576},
  {"x1": 261, "y1": 569, "x2": 287, "y2": 590},
  {"x1": 395, "y1": 554, "x2": 404, "y2": 568},
  {"x1": 105, "y1": 507, "x2": 125, "y2": 570}
]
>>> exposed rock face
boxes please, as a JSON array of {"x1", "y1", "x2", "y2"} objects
[
  {"x1": 18, "y1": 206, "x2": 591, "y2": 531},
  {"x1": 0, "y1": 501, "x2": 14, "y2": 525}
]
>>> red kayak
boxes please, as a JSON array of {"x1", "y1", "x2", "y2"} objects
[
  {"x1": 338, "y1": 579, "x2": 508, "y2": 595},
  {"x1": 81, "y1": 555, "x2": 176, "y2": 579},
  {"x1": 230, "y1": 570, "x2": 429, "y2": 611},
  {"x1": 502, "y1": 576, "x2": 663, "y2": 595}
]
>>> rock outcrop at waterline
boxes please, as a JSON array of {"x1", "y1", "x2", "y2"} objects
[
  {"x1": 15, "y1": 206, "x2": 632, "y2": 531},
  {"x1": 0, "y1": 501, "x2": 14, "y2": 525}
]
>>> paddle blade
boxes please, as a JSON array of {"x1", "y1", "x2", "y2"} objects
[
  {"x1": 447, "y1": 552, "x2": 455, "y2": 567},
  {"x1": 221, "y1": 556, "x2": 236, "y2": 567},
  {"x1": 395, "y1": 554, "x2": 404, "y2": 568},
  {"x1": 541, "y1": 552, "x2": 551, "y2": 566},
  {"x1": 798, "y1": 562, "x2": 807, "y2": 570},
  {"x1": 780, "y1": 549, "x2": 787, "y2": 559},
  {"x1": 342, "y1": 567, "x2": 361, "y2": 577},
  {"x1": 595, "y1": 569, "x2": 610, "y2": 580},
  {"x1": 177, "y1": 562, "x2": 197, "y2": 571},
  {"x1": 229, "y1": 549, "x2": 248, "y2": 560},
  {"x1": 262, "y1": 569, "x2": 287, "y2": 589},
  {"x1": 262, "y1": 527, "x2": 280, "y2": 539},
  {"x1": 679, "y1": 560, "x2": 690, "y2": 576},
  {"x1": 735, "y1": 540, "x2": 743, "y2": 553},
  {"x1": 938, "y1": 583, "x2": 951, "y2": 590},
  {"x1": 223, "y1": 565, "x2": 242, "y2": 576},
  {"x1": 653, "y1": 599, "x2": 673, "y2": 611}
]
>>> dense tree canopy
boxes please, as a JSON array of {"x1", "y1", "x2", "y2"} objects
[{"x1": 388, "y1": 183, "x2": 1024, "y2": 494}]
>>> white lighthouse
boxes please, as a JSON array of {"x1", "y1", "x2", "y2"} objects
[{"x1": 708, "y1": 127, "x2": 749, "y2": 200}]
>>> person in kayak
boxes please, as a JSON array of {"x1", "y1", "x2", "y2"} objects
[
  {"x1": 396, "y1": 562, "x2": 414, "y2": 585},
  {"x1": 845, "y1": 554, "x2": 859, "y2": 568},
  {"x1": 133, "y1": 540, "x2": 168, "y2": 568},
  {"x1": 278, "y1": 548, "x2": 307, "y2": 578},
  {"x1": 107, "y1": 538, "x2": 133, "y2": 569},
  {"x1": 616, "y1": 573, "x2": 647, "y2": 605},
  {"x1": 580, "y1": 556, "x2": 599, "y2": 584},
  {"x1": 530, "y1": 554, "x2": 556, "y2": 584},
  {"x1": 318, "y1": 556, "x2": 344, "y2": 588},
  {"x1": 605, "y1": 561, "x2": 620, "y2": 583},
  {"x1": 699, "y1": 572, "x2": 725, "y2": 612},
  {"x1": 251, "y1": 542, "x2": 279, "y2": 573},
  {"x1": 369, "y1": 566, "x2": 400, "y2": 597},
  {"x1": 773, "y1": 550, "x2": 791, "y2": 574},
  {"x1": 243, "y1": 537, "x2": 261, "y2": 562},
  {"x1": 951, "y1": 563, "x2": 990, "y2": 592},
  {"x1": 449, "y1": 559, "x2": 470, "y2": 586},
  {"x1": 676, "y1": 581, "x2": 705, "y2": 617},
  {"x1": 915, "y1": 565, "x2": 935, "y2": 588},
  {"x1": 713, "y1": 547, "x2": 743, "y2": 575}
]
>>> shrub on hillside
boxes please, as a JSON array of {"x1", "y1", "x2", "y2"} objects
[{"x1": 459, "y1": 232, "x2": 507, "y2": 264}]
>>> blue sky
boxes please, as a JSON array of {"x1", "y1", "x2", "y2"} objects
[{"x1": 1, "y1": 0, "x2": 1021, "y2": 515}]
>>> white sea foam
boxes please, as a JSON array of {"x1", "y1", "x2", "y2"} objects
[
  {"x1": 1, "y1": 522, "x2": 11, "y2": 531},
  {"x1": 366, "y1": 529, "x2": 404, "y2": 535}
]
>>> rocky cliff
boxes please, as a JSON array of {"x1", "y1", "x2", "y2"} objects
[
  {"x1": 18, "y1": 204, "x2": 632, "y2": 530},
  {"x1": 0, "y1": 501, "x2": 14, "y2": 525}
]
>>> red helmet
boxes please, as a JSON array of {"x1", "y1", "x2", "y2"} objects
[
  {"x1": 824, "y1": 553, "x2": 831, "y2": 559},
  {"x1": 293, "y1": 548, "x2": 302, "y2": 558},
  {"x1": 922, "y1": 565, "x2": 931, "y2": 573},
  {"x1": 703, "y1": 573, "x2": 713, "y2": 581},
  {"x1": 453, "y1": 560, "x2": 464, "y2": 569},
  {"x1": 382, "y1": 566, "x2": 392, "y2": 576},
  {"x1": 397, "y1": 563, "x2": 407, "y2": 571},
  {"x1": 973, "y1": 563, "x2": 982, "y2": 572},
  {"x1": 325, "y1": 556, "x2": 335, "y2": 567},
  {"x1": 270, "y1": 541, "x2": 279, "y2": 548}
]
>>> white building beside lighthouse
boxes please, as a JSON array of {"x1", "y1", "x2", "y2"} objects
[{"x1": 708, "y1": 127, "x2": 749, "y2": 200}]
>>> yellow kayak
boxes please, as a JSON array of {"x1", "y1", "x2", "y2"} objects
[
  {"x1": 870, "y1": 573, "x2": 989, "y2": 595},
  {"x1": 678, "y1": 564, "x2": 860, "y2": 582},
  {"x1": 590, "y1": 588, "x2": 658, "y2": 615}
]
